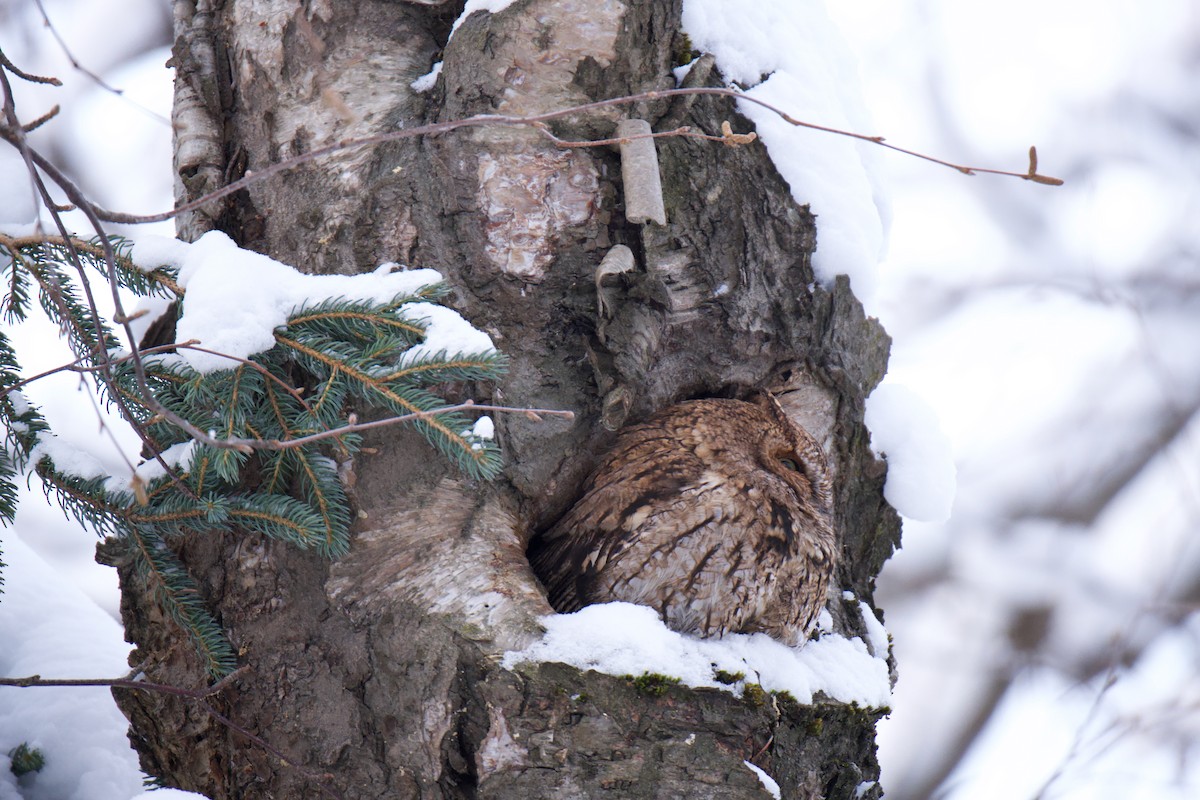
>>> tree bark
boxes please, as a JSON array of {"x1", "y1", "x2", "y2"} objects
[{"x1": 107, "y1": 1, "x2": 900, "y2": 797}]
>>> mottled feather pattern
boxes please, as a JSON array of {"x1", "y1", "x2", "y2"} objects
[{"x1": 530, "y1": 397, "x2": 837, "y2": 645}]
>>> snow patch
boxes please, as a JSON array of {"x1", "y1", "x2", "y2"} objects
[
  {"x1": 411, "y1": 61, "x2": 442, "y2": 93},
  {"x1": 682, "y1": 0, "x2": 890, "y2": 301},
  {"x1": 501, "y1": 602, "x2": 891, "y2": 707},
  {"x1": 129, "y1": 232, "x2": 486, "y2": 373},
  {"x1": 29, "y1": 434, "x2": 112, "y2": 482},
  {"x1": 864, "y1": 382, "x2": 956, "y2": 522},
  {"x1": 396, "y1": 302, "x2": 497, "y2": 365},
  {"x1": 858, "y1": 600, "x2": 890, "y2": 659},
  {"x1": 451, "y1": 0, "x2": 520, "y2": 36},
  {"x1": 673, "y1": 57, "x2": 699, "y2": 85},
  {"x1": 472, "y1": 416, "x2": 495, "y2": 440},
  {"x1": 133, "y1": 440, "x2": 197, "y2": 484},
  {"x1": 7, "y1": 390, "x2": 32, "y2": 417},
  {"x1": 744, "y1": 761, "x2": 782, "y2": 799},
  {"x1": 0, "y1": 534, "x2": 147, "y2": 799}
]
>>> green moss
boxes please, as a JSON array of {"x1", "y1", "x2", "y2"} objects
[
  {"x1": 742, "y1": 683, "x2": 767, "y2": 707},
  {"x1": 8, "y1": 743, "x2": 45, "y2": 776},
  {"x1": 626, "y1": 673, "x2": 682, "y2": 697},
  {"x1": 714, "y1": 669, "x2": 745, "y2": 685},
  {"x1": 806, "y1": 717, "x2": 824, "y2": 737},
  {"x1": 672, "y1": 34, "x2": 698, "y2": 67},
  {"x1": 772, "y1": 690, "x2": 798, "y2": 706}
]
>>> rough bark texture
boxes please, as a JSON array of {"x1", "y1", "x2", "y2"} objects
[{"x1": 107, "y1": 1, "x2": 901, "y2": 797}]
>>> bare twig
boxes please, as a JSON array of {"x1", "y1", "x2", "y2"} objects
[
  {"x1": 0, "y1": 49, "x2": 62, "y2": 86},
  {"x1": 21, "y1": 103, "x2": 60, "y2": 132},
  {"x1": 0, "y1": 60, "x2": 1054, "y2": 465},
  {"x1": 80, "y1": 86, "x2": 1061, "y2": 228},
  {"x1": 31, "y1": 0, "x2": 124, "y2": 96},
  {"x1": 186, "y1": 400, "x2": 574, "y2": 452},
  {"x1": 0, "y1": 668, "x2": 246, "y2": 696},
  {"x1": 28, "y1": 0, "x2": 172, "y2": 127}
]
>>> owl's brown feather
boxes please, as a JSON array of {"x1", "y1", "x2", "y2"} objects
[{"x1": 530, "y1": 397, "x2": 837, "y2": 645}]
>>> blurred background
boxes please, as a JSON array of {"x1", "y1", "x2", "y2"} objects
[
  {"x1": 2, "y1": 1, "x2": 1198, "y2": 798},
  {"x1": 828, "y1": 2, "x2": 1200, "y2": 798}
]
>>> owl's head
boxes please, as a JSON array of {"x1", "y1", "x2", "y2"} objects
[{"x1": 752, "y1": 393, "x2": 835, "y2": 518}]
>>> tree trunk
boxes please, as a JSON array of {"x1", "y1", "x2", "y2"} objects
[{"x1": 108, "y1": 1, "x2": 899, "y2": 797}]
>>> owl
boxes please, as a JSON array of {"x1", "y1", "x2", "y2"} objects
[{"x1": 529, "y1": 395, "x2": 837, "y2": 645}]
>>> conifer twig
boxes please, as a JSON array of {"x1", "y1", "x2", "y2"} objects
[{"x1": 1, "y1": 62, "x2": 189, "y2": 484}]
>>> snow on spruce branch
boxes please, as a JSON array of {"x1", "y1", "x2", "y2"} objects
[
  {"x1": 128, "y1": 232, "x2": 474, "y2": 373},
  {"x1": 2, "y1": 227, "x2": 514, "y2": 676}
]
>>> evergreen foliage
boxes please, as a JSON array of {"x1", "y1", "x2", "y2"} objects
[
  {"x1": 0, "y1": 234, "x2": 505, "y2": 675},
  {"x1": 7, "y1": 742, "x2": 46, "y2": 776}
]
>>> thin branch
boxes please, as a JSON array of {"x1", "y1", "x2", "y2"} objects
[
  {"x1": 541, "y1": 120, "x2": 757, "y2": 150},
  {"x1": 0, "y1": 64, "x2": 1055, "y2": 466},
  {"x1": 0, "y1": 668, "x2": 246, "y2": 697},
  {"x1": 543, "y1": 124, "x2": 705, "y2": 148},
  {"x1": 21, "y1": 103, "x2": 60, "y2": 132},
  {"x1": 0, "y1": 49, "x2": 62, "y2": 86},
  {"x1": 215, "y1": 400, "x2": 574, "y2": 452},
  {"x1": 30, "y1": 0, "x2": 172, "y2": 127},
  {"x1": 0, "y1": 340, "x2": 189, "y2": 400},
  {"x1": 30, "y1": 0, "x2": 123, "y2": 96},
  {"x1": 0, "y1": 62, "x2": 193, "y2": 491},
  {"x1": 83, "y1": 86, "x2": 1062, "y2": 228}
]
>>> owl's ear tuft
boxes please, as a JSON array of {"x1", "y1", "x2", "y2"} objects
[{"x1": 753, "y1": 391, "x2": 792, "y2": 428}]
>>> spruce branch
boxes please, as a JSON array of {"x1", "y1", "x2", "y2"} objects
[
  {"x1": 286, "y1": 300, "x2": 427, "y2": 342},
  {"x1": 128, "y1": 525, "x2": 238, "y2": 678},
  {"x1": 231, "y1": 488, "x2": 350, "y2": 557},
  {"x1": 33, "y1": 459, "x2": 132, "y2": 539},
  {"x1": 0, "y1": 50, "x2": 555, "y2": 690},
  {"x1": 1, "y1": 72, "x2": 194, "y2": 488},
  {"x1": 0, "y1": 233, "x2": 182, "y2": 298}
]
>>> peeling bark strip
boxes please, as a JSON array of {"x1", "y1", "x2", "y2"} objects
[
  {"x1": 618, "y1": 118, "x2": 668, "y2": 225},
  {"x1": 112, "y1": 1, "x2": 899, "y2": 798},
  {"x1": 596, "y1": 244, "x2": 636, "y2": 321}
]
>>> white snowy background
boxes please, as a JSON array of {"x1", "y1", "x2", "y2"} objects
[{"x1": 2, "y1": 0, "x2": 1198, "y2": 798}]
